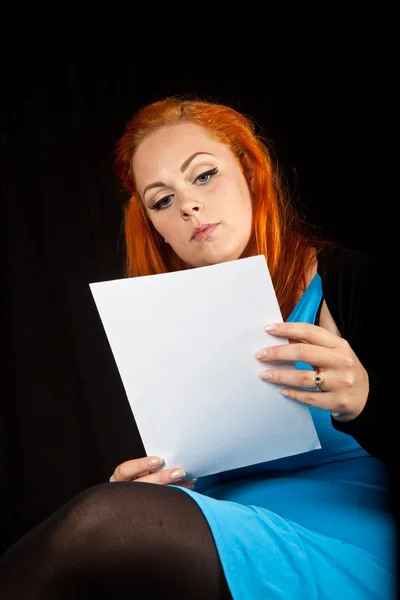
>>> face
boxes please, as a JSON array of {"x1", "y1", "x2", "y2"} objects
[{"x1": 132, "y1": 123, "x2": 253, "y2": 268}]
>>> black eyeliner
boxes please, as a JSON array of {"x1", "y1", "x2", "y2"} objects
[{"x1": 150, "y1": 167, "x2": 218, "y2": 211}]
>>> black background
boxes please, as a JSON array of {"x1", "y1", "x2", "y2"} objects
[{"x1": 1, "y1": 5, "x2": 393, "y2": 557}]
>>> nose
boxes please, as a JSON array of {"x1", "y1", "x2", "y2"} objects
[{"x1": 179, "y1": 192, "x2": 204, "y2": 219}]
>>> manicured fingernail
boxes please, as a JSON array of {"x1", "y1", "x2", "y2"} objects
[
  {"x1": 280, "y1": 389, "x2": 290, "y2": 396},
  {"x1": 255, "y1": 349, "x2": 268, "y2": 359},
  {"x1": 171, "y1": 469, "x2": 186, "y2": 480},
  {"x1": 265, "y1": 324, "x2": 277, "y2": 332},
  {"x1": 149, "y1": 457, "x2": 164, "y2": 468},
  {"x1": 258, "y1": 370, "x2": 272, "y2": 380}
]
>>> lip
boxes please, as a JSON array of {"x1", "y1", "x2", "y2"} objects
[{"x1": 191, "y1": 223, "x2": 219, "y2": 242}]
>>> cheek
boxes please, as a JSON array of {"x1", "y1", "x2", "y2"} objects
[
  {"x1": 224, "y1": 184, "x2": 253, "y2": 227},
  {"x1": 149, "y1": 213, "x2": 183, "y2": 245},
  {"x1": 221, "y1": 177, "x2": 252, "y2": 207},
  {"x1": 146, "y1": 213, "x2": 167, "y2": 239},
  {"x1": 239, "y1": 178, "x2": 253, "y2": 208}
]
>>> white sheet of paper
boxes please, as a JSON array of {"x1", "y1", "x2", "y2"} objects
[{"x1": 90, "y1": 255, "x2": 320, "y2": 478}]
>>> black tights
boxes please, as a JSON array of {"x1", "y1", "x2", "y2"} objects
[{"x1": 0, "y1": 482, "x2": 233, "y2": 599}]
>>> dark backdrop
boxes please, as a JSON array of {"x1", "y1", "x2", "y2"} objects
[{"x1": 1, "y1": 7, "x2": 389, "y2": 555}]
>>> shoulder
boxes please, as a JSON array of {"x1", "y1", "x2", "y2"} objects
[
  {"x1": 317, "y1": 243, "x2": 378, "y2": 281},
  {"x1": 316, "y1": 243, "x2": 380, "y2": 361},
  {"x1": 316, "y1": 243, "x2": 379, "y2": 305}
]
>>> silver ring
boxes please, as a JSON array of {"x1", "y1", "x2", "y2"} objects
[{"x1": 312, "y1": 373, "x2": 324, "y2": 391}]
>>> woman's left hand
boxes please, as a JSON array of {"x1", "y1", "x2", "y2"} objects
[{"x1": 255, "y1": 322, "x2": 369, "y2": 422}]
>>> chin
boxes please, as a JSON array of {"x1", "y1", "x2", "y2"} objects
[
  {"x1": 182, "y1": 242, "x2": 246, "y2": 269},
  {"x1": 213, "y1": 244, "x2": 244, "y2": 264},
  {"x1": 198, "y1": 251, "x2": 242, "y2": 268}
]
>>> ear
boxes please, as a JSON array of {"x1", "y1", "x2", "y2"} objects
[
  {"x1": 241, "y1": 153, "x2": 255, "y2": 194},
  {"x1": 246, "y1": 162, "x2": 256, "y2": 194},
  {"x1": 248, "y1": 167, "x2": 255, "y2": 194}
]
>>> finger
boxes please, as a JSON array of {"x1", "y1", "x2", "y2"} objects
[
  {"x1": 264, "y1": 322, "x2": 344, "y2": 349},
  {"x1": 109, "y1": 456, "x2": 164, "y2": 482},
  {"x1": 256, "y1": 343, "x2": 341, "y2": 369},
  {"x1": 258, "y1": 367, "x2": 324, "y2": 389},
  {"x1": 279, "y1": 387, "x2": 350, "y2": 415},
  {"x1": 136, "y1": 468, "x2": 188, "y2": 486},
  {"x1": 175, "y1": 478, "x2": 198, "y2": 490}
]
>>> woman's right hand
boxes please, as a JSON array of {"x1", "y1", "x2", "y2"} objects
[{"x1": 109, "y1": 456, "x2": 196, "y2": 490}]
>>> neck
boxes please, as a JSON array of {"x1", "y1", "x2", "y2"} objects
[{"x1": 296, "y1": 247, "x2": 317, "y2": 301}]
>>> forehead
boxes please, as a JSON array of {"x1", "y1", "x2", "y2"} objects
[{"x1": 132, "y1": 123, "x2": 229, "y2": 177}]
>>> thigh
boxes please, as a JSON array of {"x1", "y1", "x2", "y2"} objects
[{"x1": 0, "y1": 481, "x2": 233, "y2": 600}]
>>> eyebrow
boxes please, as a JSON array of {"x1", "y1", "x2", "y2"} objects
[{"x1": 142, "y1": 152, "x2": 214, "y2": 199}]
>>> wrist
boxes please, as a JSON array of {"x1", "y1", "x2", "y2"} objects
[{"x1": 330, "y1": 411, "x2": 350, "y2": 422}]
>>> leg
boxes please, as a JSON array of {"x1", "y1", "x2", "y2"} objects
[{"x1": 0, "y1": 482, "x2": 233, "y2": 599}]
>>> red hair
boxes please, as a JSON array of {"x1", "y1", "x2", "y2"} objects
[{"x1": 114, "y1": 97, "x2": 329, "y2": 320}]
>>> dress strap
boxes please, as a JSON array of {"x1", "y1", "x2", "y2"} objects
[{"x1": 286, "y1": 273, "x2": 323, "y2": 325}]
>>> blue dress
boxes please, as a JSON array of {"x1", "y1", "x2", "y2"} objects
[{"x1": 178, "y1": 274, "x2": 396, "y2": 599}]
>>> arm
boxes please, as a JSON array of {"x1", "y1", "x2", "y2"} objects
[
  {"x1": 317, "y1": 245, "x2": 390, "y2": 465},
  {"x1": 329, "y1": 371, "x2": 389, "y2": 464}
]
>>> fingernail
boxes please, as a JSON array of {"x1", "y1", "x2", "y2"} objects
[
  {"x1": 265, "y1": 324, "x2": 277, "y2": 332},
  {"x1": 171, "y1": 469, "x2": 186, "y2": 480},
  {"x1": 149, "y1": 457, "x2": 164, "y2": 468},
  {"x1": 258, "y1": 370, "x2": 272, "y2": 380},
  {"x1": 255, "y1": 349, "x2": 268, "y2": 359},
  {"x1": 280, "y1": 389, "x2": 290, "y2": 396}
]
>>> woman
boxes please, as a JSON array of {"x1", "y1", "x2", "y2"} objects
[{"x1": 0, "y1": 97, "x2": 394, "y2": 599}]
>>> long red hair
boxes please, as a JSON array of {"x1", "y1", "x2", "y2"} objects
[{"x1": 114, "y1": 97, "x2": 329, "y2": 320}]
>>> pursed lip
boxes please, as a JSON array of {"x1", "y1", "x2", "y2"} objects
[{"x1": 191, "y1": 223, "x2": 219, "y2": 241}]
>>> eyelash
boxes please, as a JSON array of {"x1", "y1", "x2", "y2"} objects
[{"x1": 149, "y1": 167, "x2": 219, "y2": 211}]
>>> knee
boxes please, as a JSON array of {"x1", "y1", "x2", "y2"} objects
[{"x1": 57, "y1": 481, "x2": 130, "y2": 536}]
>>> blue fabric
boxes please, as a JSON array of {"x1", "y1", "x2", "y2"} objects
[{"x1": 178, "y1": 274, "x2": 396, "y2": 599}]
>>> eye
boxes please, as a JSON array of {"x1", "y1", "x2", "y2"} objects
[
  {"x1": 149, "y1": 168, "x2": 218, "y2": 211},
  {"x1": 194, "y1": 167, "x2": 218, "y2": 185},
  {"x1": 150, "y1": 195, "x2": 174, "y2": 211}
]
